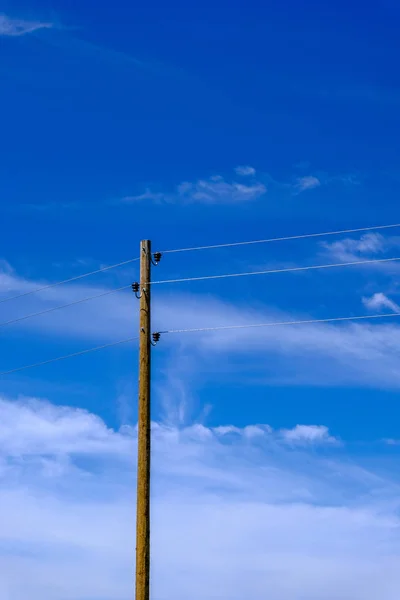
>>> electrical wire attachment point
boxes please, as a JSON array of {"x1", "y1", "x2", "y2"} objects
[
  {"x1": 152, "y1": 252, "x2": 162, "y2": 266},
  {"x1": 132, "y1": 282, "x2": 141, "y2": 299},
  {"x1": 151, "y1": 332, "x2": 161, "y2": 346}
]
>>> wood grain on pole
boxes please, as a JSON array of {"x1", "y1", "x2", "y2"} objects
[{"x1": 135, "y1": 239, "x2": 151, "y2": 600}]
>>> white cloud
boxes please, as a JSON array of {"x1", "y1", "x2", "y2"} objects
[
  {"x1": 0, "y1": 397, "x2": 131, "y2": 457},
  {"x1": 357, "y1": 234, "x2": 386, "y2": 254},
  {"x1": 384, "y1": 438, "x2": 400, "y2": 446},
  {"x1": 120, "y1": 189, "x2": 164, "y2": 203},
  {"x1": 3, "y1": 263, "x2": 400, "y2": 389},
  {"x1": 120, "y1": 167, "x2": 360, "y2": 205},
  {"x1": 0, "y1": 265, "x2": 137, "y2": 342},
  {"x1": 362, "y1": 293, "x2": 400, "y2": 313},
  {"x1": 0, "y1": 267, "x2": 35, "y2": 297},
  {"x1": 234, "y1": 165, "x2": 256, "y2": 176},
  {"x1": 214, "y1": 424, "x2": 337, "y2": 445},
  {"x1": 177, "y1": 175, "x2": 266, "y2": 204},
  {"x1": 322, "y1": 233, "x2": 387, "y2": 262},
  {"x1": 295, "y1": 175, "x2": 321, "y2": 192},
  {"x1": 0, "y1": 395, "x2": 399, "y2": 599},
  {"x1": 3, "y1": 261, "x2": 400, "y2": 388},
  {"x1": 154, "y1": 292, "x2": 400, "y2": 388},
  {"x1": 280, "y1": 424, "x2": 338, "y2": 445},
  {"x1": 0, "y1": 14, "x2": 53, "y2": 36},
  {"x1": 122, "y1": 172, "x2": 267, "y2": 205}
]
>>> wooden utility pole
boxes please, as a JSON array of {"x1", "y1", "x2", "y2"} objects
[{"x1": 135, "y1": 239, "x2": 151, "y2": 600}]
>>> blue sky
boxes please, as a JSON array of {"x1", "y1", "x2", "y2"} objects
[{"x1": 2, "y1": 2, "x2": 400, "y2": 598}]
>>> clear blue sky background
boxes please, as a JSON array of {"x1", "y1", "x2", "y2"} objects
[{"x1": 1, "y1": 2, "x2": 400, "y2": 598}]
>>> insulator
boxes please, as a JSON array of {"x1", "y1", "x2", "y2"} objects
[{"x1": 153, "y1": 252, "x2": 162, "y2": 264}]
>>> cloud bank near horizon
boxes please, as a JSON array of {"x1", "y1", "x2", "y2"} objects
[{"x1": 0, "y1": 394, "x2": 398, "y2": 599}]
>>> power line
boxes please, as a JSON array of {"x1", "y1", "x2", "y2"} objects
[
  {"x1": 160, "y1": 312, "x2": 400, "y2": 335},
  {"x1": 151, "y1": 256, "x2": 400, "y2": 286},
  {"x1": 162, "y1": 223, "x2": 400, "y2": 254},
  {"x1": 2, "y1": 223, "x2": 398, "y2": 306},
  {"x1": 1, "y1": 223, "x2": 398, "y2": 305},
  {"x1": 0, "y1": 336, "x2": 139, "y2": 377},
  {"x1": 162, "y1": 223, "x2": 400, "y2": 255},
  {"x1": 0, "y1": 284, "x2": 132, "y2": 329},
  {"x1": 0, "y1": 257, "x2": 139, "y2": 305}
]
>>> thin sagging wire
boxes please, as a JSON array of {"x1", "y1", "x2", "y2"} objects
[
  {"x1": 5, "y1": 314, "x2": 400, "y2": 376},
  {"x1": 150, "y1": 256, "x2": 400, "y2": 286},
  {"x1": 0, "y1": 284, "x2": 132, "y2": 329},
  {"x1": 2, "y1": 222, "x2": 398, "y2": 304},
  {"x1": 0, "y1": 336, "x2": 139, "y2": 377},
  {"x1": 160, "y1": 312, "x2": 400, "y2": 335},
  {"x1": 0, "y1": 257, "x2": 139, "y2": 305},
  {"x1": 161, "y1": 223, "x2": 400, "y2": 254}
]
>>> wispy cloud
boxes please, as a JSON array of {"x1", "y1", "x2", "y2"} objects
[
  {"x1": 322, "y1": 233, "x2": 387, "y2": 262},
  {"x1": 3, "y1": 263, "x2": 400, "y2": 388},
  {"x1": 280, "y1": 424, "x2": 338, "y2": 445},
  {"x1": 384, "y1": 438, "x2": 400, "y2": 446},
  {"x1": 120, "y1": 189, "x2": 164, "y2": 204},
  {"x1": 122, "y1": 172, "x2": 267, "y2": 205},
  {"x1": 234, "y1": 165, "x2": 256, "y2": 176},
  {"x1": 0, "y1": 261, "x2": 139, "y2": 345},
  {"x1": 177, "y1": 175, "x2": 266, "y2": 204},
  {"x1": 0, "y1": 394, "x2": 398, "y2": 599},
  {"x1": 215, "y1": 423, "x2": 338, "y2": 445},
  {"x1": 119, "y1": 166, "x2": 361, "y2": 207},
  {"x1": 0, "y1": 396, "x2": 131, "y2": 458},
  {"x1": 0, "y1": 14, "x2": 53, "y2": 37},
  {"x1": 155, "y1": 292, "x2": 400, "y2": 389},
  {"x1": 331, "y1": 173, "x2": 361, "y2": 186},
  {"x1": 362, "y1": 293, "x2": 400, "y2": 313},
  {"x1": 295, "y1": 175, "x2": 321, "y2": 192}
]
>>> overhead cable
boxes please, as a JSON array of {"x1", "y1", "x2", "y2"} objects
[
  {"x1": 0, "y1": 257, "x2": 139, "y2": 305},
  {"x1": 151, "y1": 256, "x2": 400, "y2": 286},
  {"x1": 160, "y1": 312, "x2": 400, "y2": 335},
  {"x1": 0, "y1": 285, "x2": 132, "y2": 329},
  {"x1": 3, "y1": 313, "x2": 400, "y2": 376},
  {"x1": 0, "y1": 336, "x2": 138, "y2": 377},
  {"x1": 162, "y1": 223, "x2": 400, "y2": 254}
]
